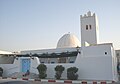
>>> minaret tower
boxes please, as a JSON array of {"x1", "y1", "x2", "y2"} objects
[{"x1": 80, "y1": 11, "x2": 99, "y2": 46}]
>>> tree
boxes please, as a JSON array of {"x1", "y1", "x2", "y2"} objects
[
  {"x1": 54, "y1": 65, "x2": 65, "y2": 79},
  {"x1": 37, "y1": 64, "x2": 47, "y2": 79},
  {"x1": 67, "y1": 67, "x2": 78, "y2": 80},
  {"x1": 0, "y1": 67, "x2": 3, "y2": 77}
]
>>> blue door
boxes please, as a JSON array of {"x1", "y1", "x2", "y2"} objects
[{"x1": 21, "y1": 59, "x2": 30, "y2": 72}]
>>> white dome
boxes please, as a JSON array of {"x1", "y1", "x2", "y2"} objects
[{"x1": 57, "y1": 33, "x2": 80, "y2": 48}]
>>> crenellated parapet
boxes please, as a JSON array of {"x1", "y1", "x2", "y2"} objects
[{"x1": 80, "y1": 11, "x2": 95, "y2": 18}]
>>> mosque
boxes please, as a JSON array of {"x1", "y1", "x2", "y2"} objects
[{"x1": 0, "y1": 11, "x2": 119, "y2": 81}]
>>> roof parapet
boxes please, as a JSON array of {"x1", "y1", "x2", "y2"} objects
[{"x1": 81, "y1": 11, "x2": 95, "y2": 18}]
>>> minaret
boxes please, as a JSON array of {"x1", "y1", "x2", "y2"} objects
[{"x1": 80, "y1": 11, "x2": 99, "y2": 46}]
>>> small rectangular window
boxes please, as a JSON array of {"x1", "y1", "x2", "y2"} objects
[
  {"x1": 105, "y1": 52, "x2": 107, "y2": 55},
  {"x1": 41, "y1": 62, "x2": 44, "y2": 63},
  {"x1": 51, "y1": 62, "x2": 55, "y2": 63},
  {"x1": 70, "y1": 61, "x2": 74, "y2": 63},
  {"x1": 86, "y1": 25, "x2": 88, "y2": 30},
  {"x1": 89, "y1": 25, "x2": 92, "y2": 29}
]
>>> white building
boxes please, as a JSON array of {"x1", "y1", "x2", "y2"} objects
[
  {"x1": 0, "y1": 50, "x2": 14, "y2": 64},
  {"x1": 81, "y1": 11, "x2": 99, "y2": 46},
  {"x1": 116, "y1": 50, "x2": 120, "y2": 71},
  {"x1": 116, "y1": 50, "x2": 120, "y2": 62},
  {"x1": 0, "y1": 11, "x2": 118, "y2": 81}
]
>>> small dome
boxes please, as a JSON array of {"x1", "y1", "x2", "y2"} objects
[{"x1": 57, "y1": 33, "x2": 80, "y2": 48}]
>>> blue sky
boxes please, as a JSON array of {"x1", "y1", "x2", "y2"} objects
[{"x1": 0, "y1": 0, "x2": 120, "y2": 52}]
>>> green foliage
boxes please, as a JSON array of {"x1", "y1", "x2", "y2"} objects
[
  {"x1": 67, "y1": 67, "x2": 78, "y2": 80},
  {"x1": 55, "y1": 65, "x2": 65, "y2": 72},
  {"x1": 37, "y1": 64, "x2": 47, "y2": 79},
  {"x1": 55, "y1": 71, "x2": 61, "y2": 79},
  {"x1": 51, "y1": 53, "x2": 57, "y2": 56},
  {"x1": 0, "y1": 67, "x2": 3, "y2": 77},
  {"x1": 41, "y1": 53, "x2": 48, "y2": 57},
  {"x1": 54, "y1": 65, "x2": 65, "y2": 79},
  {"x1": 67, "y1": 67, "x2": 78, "y2": 73},
  {"x1": 60, "y1": 52, "x2": 67, "y2": 56},
  {"x1": 38, "y1": 72, "x2": 47, "y2": 79}
]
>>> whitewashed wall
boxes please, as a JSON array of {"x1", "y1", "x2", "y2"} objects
[
  {"x1": 0, "y1": 44, "x2": 118, "y2": 81},
  {"x1": 0, "y1": 64, "x2": 19, "y2": 76}
]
